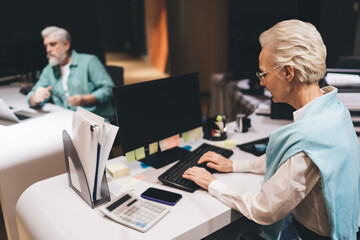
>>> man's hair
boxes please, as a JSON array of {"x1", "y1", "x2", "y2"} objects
[
  {"x1": 41, "y1": 26, "x2": 71, "y2": 44},
  {"x1": 259, "y1": 19, "x2": 326, "y2": 84}
]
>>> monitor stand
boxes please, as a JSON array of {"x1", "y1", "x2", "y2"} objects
[{"x1": 140, "y1": 146, "x2": 190, "y2": 169}]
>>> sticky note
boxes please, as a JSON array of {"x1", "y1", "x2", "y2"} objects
[
  {"x1": 192, "y1": 127, "x2": 203, "y2": 140},
  {"x1": 135, "y1": 147, "x2": 146, "y2": 160},
  {"x1": 125, "y1": 151, "x2": 136, "y2": 163},
  {"x1": 165, "y1": 134, "x2": 180, "y2": 149},
  {"x1": 149, "y1": 142, "x2": 158, "y2": 155},
  {"x1": 174, "y1": 134, "x2": 181, "y2": 145},
  {"x1": 182, "y1": 131, "x2": 191, "y2": 143},
  {"x1": 140, "y1": 162, "x2": 150, "y2": 169},
  {"x1": 182, "y1": 145, "x2": 191, "y2": 151},
  {"x1": 116, "y1": 177, "x2": 140, "y2": 191},
  {"x1": 224, "y1": 140, "x2": 237, "y2": 147},
  {"x1": 106, "y1": 162, "x2": 129, "y2": 178},
  {"x1": 159, "y1": 139, "x2": 167, "y2": 151},
  {"x1": 133, "y1": 174, "x2": 146, "y2": 180}
]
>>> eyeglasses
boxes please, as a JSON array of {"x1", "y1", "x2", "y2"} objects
[{"x1": 256, "y1": 66, "x2": 282, "y2": 82}]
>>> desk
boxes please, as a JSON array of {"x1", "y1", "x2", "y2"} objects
[
  {"x1": 16, "y1": 115, "x2": 291, "y2": 240},
  {"x1": 0, "y1": 84, "x2": 73, "y2": 240},
  {"x1": 0, "y1": 83, "x2": 63, "y2": 127}
]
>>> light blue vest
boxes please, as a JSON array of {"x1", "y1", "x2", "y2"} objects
[{"x1": 262, "y1": 88, "x2": 360, "y2": 240}]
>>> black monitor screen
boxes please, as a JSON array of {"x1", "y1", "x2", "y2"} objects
[{"x1": 113, "y1": 72, "x2": 203, "y2": 154}]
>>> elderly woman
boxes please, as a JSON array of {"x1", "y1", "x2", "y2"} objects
[{"x1": 183, "y1": 19, "x2": 360, "y2": 239}]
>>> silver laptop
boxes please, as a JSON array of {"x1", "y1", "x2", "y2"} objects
[{"x1": 0, "y1": 99, "x2": 32, "y2": 122}]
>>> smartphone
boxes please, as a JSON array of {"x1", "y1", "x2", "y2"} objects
[{"x1": 140, "y1": 187, "x2": 182, "y2": 206}]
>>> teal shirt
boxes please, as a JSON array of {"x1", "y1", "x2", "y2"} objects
[
  {"x1": 27, "y1": 50, "x2": 115, "y2": 119},
  {"x1": 262, "y1": 88, "x2": 360, "y2": 240}
]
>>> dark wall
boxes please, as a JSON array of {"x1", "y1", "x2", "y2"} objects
[
  {"x1": 0, "y1": 0, "x2": 105, "y2": 81},
  {"x1": 318, "y1": 0, "x2": 357, "y2": 67},
  {"x1": 1, "y1": 0, "x2": 359, "y2": 84},
  {"x1": 228, "y1": 0, "x2": 358, "y2": 80},
  {"x1": 96, "y1": 0, "x2": 146, "y2": 54},
  {"x1": 228, "y1": 0, "x2": 322, "y2": 80},
  {"x1": 1, "y1": 0, "x2": 104, "y2": 56}
]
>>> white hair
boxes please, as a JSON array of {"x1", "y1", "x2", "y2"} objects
[
  {"x1": 41, "y1": 26, "x2": 71, "y2": 44},
  {"x1": 259, "y1": 19, "x2": 326, "y2": 84}
]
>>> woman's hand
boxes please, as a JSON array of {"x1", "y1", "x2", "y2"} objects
[
  {"x1": 198, "y1": 151, "x2": 233, "y2": 172},
  {"x1": 182, "y1": 167, "x2": 215, "y2": 190}
]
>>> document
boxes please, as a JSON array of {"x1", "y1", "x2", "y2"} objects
[
  {"x1": 71, "y1": 107, "x2": 119, "y2": 202},
  {"x1": 96, "y1": 122, "x2": 118, "y2": 200}
]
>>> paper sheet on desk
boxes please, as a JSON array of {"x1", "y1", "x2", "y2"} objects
[{"x1": 72, "y1": 107, "x2": 118, "y2": 201}]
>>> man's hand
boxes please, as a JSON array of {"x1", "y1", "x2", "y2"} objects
[
  {"x1": 182, "y1": 167, "x2": 215, "y2": 190},
  {"x1": 30, "y1": 86, "x2": 52, "y2": 107},
  {"x1": 67, "y1": 94, "x2": 84, "y2": 106},
  {"x1": 198, "y1": 151, "x2": 233, "y2": 172},
  {"x1": 67, "y1": 94, "x2": 98, "y2": 106}
]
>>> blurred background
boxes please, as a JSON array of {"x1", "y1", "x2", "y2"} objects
[{"x1": 1, "y1": 0, "x2": 359, "y2": 93}]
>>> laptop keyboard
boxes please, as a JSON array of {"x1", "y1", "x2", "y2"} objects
[
  {"x1": 14, "y1": 113, "x2": 31, "y2": 120},
  {"x1": 158, "y1": 143, "x2": 233, "y2": 192}
]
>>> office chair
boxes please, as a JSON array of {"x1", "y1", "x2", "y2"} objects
[
  {"x1": 105, "y1": 66, "x2": 124, "y2": 150},
  {"x1": 106, "y1": 65, "x2": 124, "y2": 87}
]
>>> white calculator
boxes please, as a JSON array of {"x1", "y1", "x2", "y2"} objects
[{"x1": 100, "y1": 192, "x2": 170, "y2": 232}]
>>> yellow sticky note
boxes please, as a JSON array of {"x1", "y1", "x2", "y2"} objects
[
  {"x1": 159, "y1": 139, "x2": 167, "y2": 151},
  {"x1": 125, "y1": 151, "x2": 136, "y2": 163},
  {"x1": 224, "y1": 140, "x2": 237, "y2": 147},
  {"x1": 182, "y1": 131, "x2": 191, "y2": 143},
  {"x1": 135, "y1": 147, "x2": 146, "y2": 160},
  {"x1": 106, "y1": 162, "x2": 129, "y2": 178},
  {"x1": 149, "y1": 142, "x2": 158, "y2": 155},
  {"x1": 192, "y1": 127, "x2": 203, "y2": 140}
]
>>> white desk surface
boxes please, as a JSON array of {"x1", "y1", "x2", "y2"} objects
[
  {"x1": 16, "y1": 115, "x2": 291, "y2": 240},
  {"x1": 0, "y1": 83, "x2": 64, "y2": 127},
  {"x1": 0, "y1": 83, "x2": 73, "y2": 240}
]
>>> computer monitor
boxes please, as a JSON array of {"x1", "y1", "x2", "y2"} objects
[{"x1": 113, "y1": 72, "x2": 203, "y2": 168}]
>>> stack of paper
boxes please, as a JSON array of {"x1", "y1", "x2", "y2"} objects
[{"x1": 71, "y1": 107, "x2": 119, "y2": 202}]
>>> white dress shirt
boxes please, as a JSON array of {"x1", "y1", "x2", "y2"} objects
[{"x1": 208, "y1": 88, "x2": 335, "y2": 237}]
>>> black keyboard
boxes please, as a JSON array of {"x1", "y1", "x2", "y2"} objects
[
  {"x1": 158, "y1": 143, "x2": 233, "y2": 192},
  {"x1": 14, "y1": 113, "x2": 31, "y2": 120}
]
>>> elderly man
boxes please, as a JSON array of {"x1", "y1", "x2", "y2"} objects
[{"x1": 27, "y1": 26, "x2": 115, "y2": 119}]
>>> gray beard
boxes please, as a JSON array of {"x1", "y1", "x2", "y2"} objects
[{"x1": 48, "y1": 53, "x2": 67, "y2": 66}]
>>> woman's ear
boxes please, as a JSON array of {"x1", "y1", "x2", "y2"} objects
[{"x1": 284, "y1": 65, "x2": 295, "y2": 82}]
